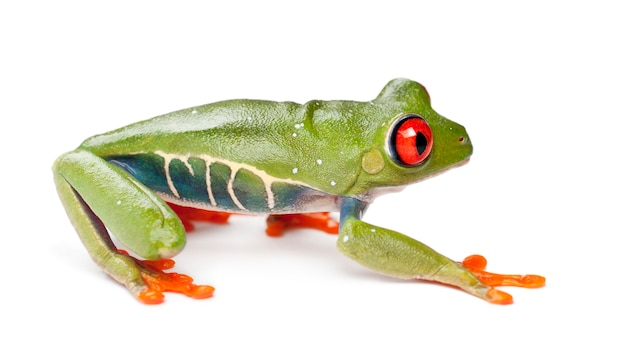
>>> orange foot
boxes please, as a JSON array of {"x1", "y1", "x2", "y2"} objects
[
  {"x1": 265, "y1": 212, "x2": 339, "y2": 237},
  {"x1": 460, "y1": 254, "x2": 545, "y2": 304},
  {"x1": 118, "y1": 250, "x2": 215, "y2": 304},
  {"x1": 167, "y1": 202, "x2": 232, "y2": 232},
  {"x1": 461, "y1": 254, "x2": 546, "y2": 288}
]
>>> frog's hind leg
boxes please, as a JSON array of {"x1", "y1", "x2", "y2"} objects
[
  {"x1": 54, "y1": 149, "x2": 214, "y2": 304},
  {"x1": 265, "y1": 213, "x2": 339, "y2": 237},
  {"x1": 166, "y1": 202, "x2": 232, "y2": 232}
]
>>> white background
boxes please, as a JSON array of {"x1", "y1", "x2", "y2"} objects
[{"x1": 2, "y1": 1, "x2": 624, "y2": 340}]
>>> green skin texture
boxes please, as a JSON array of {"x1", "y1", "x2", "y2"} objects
[{"x1": 53, "y1": 78, "x2": 493, "y2": 302}]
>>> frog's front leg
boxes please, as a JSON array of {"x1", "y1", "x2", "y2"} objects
[
  {"x1": 336, "y1": 198, "x2": 544, "y2": 304},
  {"x1": 53, "y1": 149, "x2": 213, "y2": 304}
]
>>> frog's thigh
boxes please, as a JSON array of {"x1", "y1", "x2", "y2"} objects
[{"x1": 54, "y1": 149, "x2": 186, "y2": 259}]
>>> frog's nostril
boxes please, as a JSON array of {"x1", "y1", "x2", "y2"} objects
[{"x1": 458, "y1": 136, "x2": 465, "y2": 143}]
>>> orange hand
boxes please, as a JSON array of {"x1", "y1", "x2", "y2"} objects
[
  {"x1": 485, "y1": 288, "x2": 514, "y2": 305},
  {"x1": 461, "y1": 254, "x2": 546, "y2": 288}
]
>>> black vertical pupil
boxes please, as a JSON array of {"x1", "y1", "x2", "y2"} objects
[{"x1": 416, "y1": 132, "x2": 428, "y2": 155}]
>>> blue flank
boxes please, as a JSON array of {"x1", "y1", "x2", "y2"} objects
[{"x1": 106, "y1": 154, "x2": 328, "y2": 213}]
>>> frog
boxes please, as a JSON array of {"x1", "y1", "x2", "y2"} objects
[{"x1": 53, "y1": 78, "x2": 544, "y2": 304}]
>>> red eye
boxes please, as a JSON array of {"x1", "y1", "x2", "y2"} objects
[{"x1": 390, "y1": 116, "x2": 433, "y2": 166}]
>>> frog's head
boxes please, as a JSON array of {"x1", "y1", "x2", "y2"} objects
[{"x1": 351, "y1": 78, "x2": 473, "y2": 198}]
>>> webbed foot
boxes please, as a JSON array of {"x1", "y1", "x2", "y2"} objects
[
  {"x1": 461, "y1": 254, "x2": 546, "y2": 288},
  {"x1": 265, "y1": 212, "x2": 339, "y2": 237},
  {"x1": 118, "y1": 250, "x2": 215, "y2": 304}
]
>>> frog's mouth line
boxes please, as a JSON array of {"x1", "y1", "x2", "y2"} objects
[
  {"x1": 455, "y1": 157, "x2": 471, "y2": 168},
  {"x1": 358, "y1": 156, "x2": 471, "y2": 203},
  {"x1": 417, "y1": 156, "x2": 471, "y2": 184}
]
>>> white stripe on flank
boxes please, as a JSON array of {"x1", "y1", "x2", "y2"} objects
[
  {"x1": 226, "y1": 166, "x2": 246, "y2": 211},
  {"x1": 154, "y1": 151, "x2": 314, "y2": 210},
  {"x1": 202, "y1": 159, "x2": 218, "y2": 206},
  {"x1": 154, "y1": 151, "x2": 181, "y2": 198},
  {"x1": 182, "y1": 159, "x2": 195, "y2": 176}
]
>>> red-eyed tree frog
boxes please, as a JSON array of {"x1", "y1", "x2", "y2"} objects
[{"x1": 53, "y1": 78, "x2": 544, "y2": 304}]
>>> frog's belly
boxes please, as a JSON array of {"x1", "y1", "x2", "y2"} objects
[
  {"x1": 107, "y1": 153, "x2": 342, "y2": 214},
  {"x1": 159, "y1": 185, "x2": 341, "y2": 214}
]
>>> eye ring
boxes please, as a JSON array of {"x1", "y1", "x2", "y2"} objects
[{"x1": 388, "y1": 115, "x2": 433, "y2": 167}]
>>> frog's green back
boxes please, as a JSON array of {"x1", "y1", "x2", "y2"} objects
[
  {"x1": 83, "y1": 99, "x2": 365, "y2": 195},
  {"x1": 80, "y1": 79, "x2": 472, "y2": 203}
]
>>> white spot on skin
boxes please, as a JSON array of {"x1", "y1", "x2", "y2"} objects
[
  {"x1": 191, "y1": 109, "x2": 198, "y2": 114},
  {"x1": 292, "y1": 132, "x2": 297, "y2": 137},
  {"x1": 370, "y1": 228, "x2": 376, "y2": 233},
  {"x1": 342, "y1": 235, "x2": 349, "y2": 242},
  {"x1": 294, "y1": 123, "x2": 304, "y2": 129},
  {"x1": 316, "y1": 159, "x2": 322, "y2": 165},
  {"x1": 330, "y1": 181, "x2": 337, "y2": 186},
  {"x1": 116, "y1": 200, "x2": 122, "y2": 205},
  {"x1": 292, "y1": 168, "x2": 298, "y2": 174}
]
